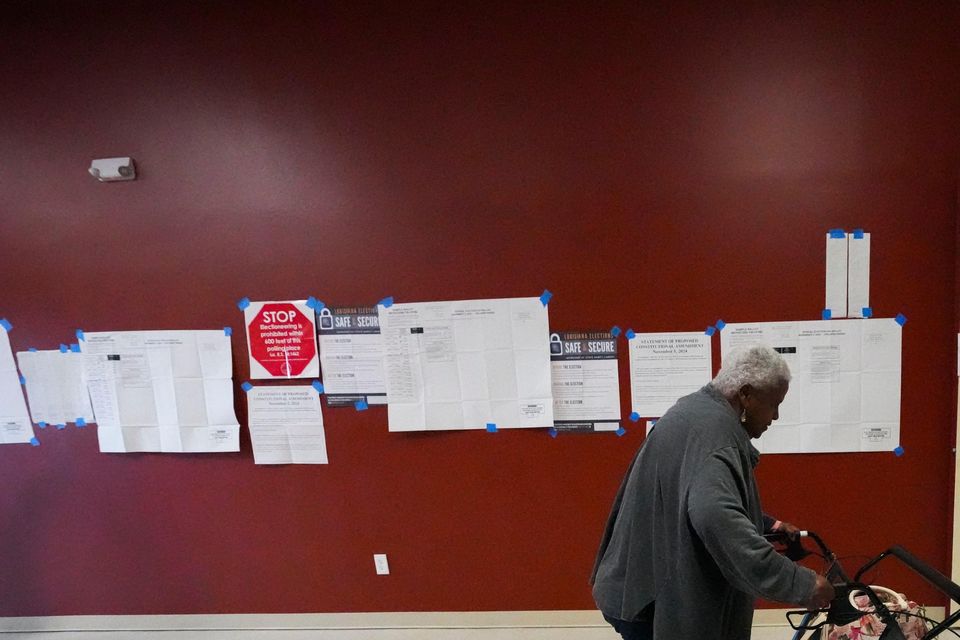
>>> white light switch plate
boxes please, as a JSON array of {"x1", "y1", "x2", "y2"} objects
[{"x1": 374, "y1": 553, "x2": 390, "y2": 575}]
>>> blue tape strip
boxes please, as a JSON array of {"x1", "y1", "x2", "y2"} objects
[
  {"x1": 629, "y1": 412, "x2": 640, "y2": 422},
  {"x1": 241, "y1": 382, "x2": 253, "y2": 392},
  {"x1": 28, "y1": 347, "x2": 37, "y2": 352},
  {"x1": 853, "y1": 228, "x2": 865, "y2": 239},
  {"x1": 306, "y1": 296, "x2": 325, "y2": 311},
  {"x1": 237, "y1": 297, "x2": 251, "y2": 310},
  {"x1": 626, "y1": 329, "x2": 636, "y2": 340},
  {"x1": 549, "y1": 428, "x2": 558, "y2": 438},
  {"x1": 355, "y1": 399, "x2": 368, "y2": 411},
  {"x1": 893, "y1": 445, "x2": 904, "y2": 457},
  {"x1": 828, "y1": 228, "x2": 845, "y2": 239},
  {"x1": 19, "y1": 375, "x2": 25, "y2": 385},
  {"x1": 0, "y1": 318, "x2": 11, "y2": 332},
  {"x1": 715, "y1": 319, "x2": 726, "y2": 331},
  {"x1": 610, "y1": 326, "x2": 621, "y2": 337},
  {"x1": 59, "y1": 344, "x2": 68, "y2": 353},
  {"x1": 76, "y1": 418, "x2": 86, "y2": 428},
  {"x1": 705, "y1": 326, "x2": 716, "y2": 336},
  {"x1": 223, "y1": 327, "x2": 232, "y2": 336},
  {"x1": 615, "y1": 427, "x2": 626, "y2": 437},
  {"x1": 378, "y1": 296, "x2": 394, "y2": 308},
  {"x1": 70, "y1": 343, "x2": 80, "y2": 353},
  {"x1": 311, "y1": 381, "x2": 324, "y2": 393},
  {"x1": 56, "y1": 423, "x2": 66, "y2": 430},
  {"x1": 486, "y1": 423, "x2": 497, "y2": 433},
  {"x1": 30, "y1": 437, "x2": 40, "y2": 447},
  {"x1": 822, "y1": 308, "x2": 832, "y2": 320},
  {"x1": 862, "y1": 307, "x2": 873, "y2": 318},
  {"x1": 539, "y1": 289, "x2": 553, "y2": 306},
  {"x1": 38, "y1": 421, "x2": 47, "y2": 429},
  {"x1": 895, "y1": 313, "x2": 907, "y2": 326},
  {"x1": 76, "y1": 329, "x2": 85, "y2": 342}
]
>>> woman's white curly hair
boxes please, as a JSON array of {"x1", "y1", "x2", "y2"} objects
[{"x1": 711, "y1": 344, "x2": 791, "y2": 395}]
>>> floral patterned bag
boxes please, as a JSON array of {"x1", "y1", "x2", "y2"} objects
[{"x1": 823, "y1": 585, "x2": 929, "y2": 640}]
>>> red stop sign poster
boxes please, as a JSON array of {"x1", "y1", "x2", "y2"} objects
[{"x1": 244, "y1": 301, "x2": 319, "y2": 378}]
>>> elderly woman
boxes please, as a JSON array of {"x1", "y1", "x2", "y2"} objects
[{"x1": 591, "y1": 344, "x2": 834, "y2": 640}]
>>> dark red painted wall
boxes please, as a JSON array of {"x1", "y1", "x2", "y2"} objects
[{"x1": 0, "y1": 1, "x2": 958, "y2": 616}]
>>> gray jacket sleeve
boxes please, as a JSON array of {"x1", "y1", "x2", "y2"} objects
[{"x1": 687, "y1": 447, "x2": 818, "y2": 605}]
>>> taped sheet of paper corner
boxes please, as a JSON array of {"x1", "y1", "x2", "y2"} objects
[
  {"x1": 378, "y1": 296, "x2": 553, "y2": 432},
  {"x1": 80, "y1": 330, "x2": 239, "y2": 453},
  {"x1": 0, "y1": 328, "x2": 33, "y2": 444}
]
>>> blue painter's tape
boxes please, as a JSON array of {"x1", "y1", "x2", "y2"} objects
[
  {"x1": 715, "y1": 319, "x2": 726, "y2": 331},
  {"x1": 610, "y1": 326, "x2": 621, "y2": 337},
  {"x1": 56, "y1": 423, "x2": 66, "y2": 430},
  {"x1": 853, "y1": 228, "x2": 865, "y2": 239},
  {"x1": 895, "y1": 313, "x2": 907, "y2": 326},
  {"x1": 38, "y1": 421, "x2": 47, "y2": 429},
  {"x1": 76, "y1": 418, "x2": 86, "y2": 428},
  {"x1": 539, "y1": 289, "x2": 553, "y2": 306},
  {"x1": 894, "y1": 445, "x2": 904, "y2": 457},
  {"x1": 311, "y1": 381, "x2": 324, "y2": 393},
  {"x1": 237, "y1": 297, "x2": 251, "y2": 310},
  {"x1": 0, "y1": 318, "x2": 11, "y2": 332},
  {"x1": 70, "y1": 343, "x2": 80, "y2": 353},
  {"x1": 19, "y1": 375, "x2": 26, "y2": 385},
  {"x1": 76, "y1": 329, "x2": 85, "y2": 342},
  {"x1": 59, "y1": 344, "x2": 68, "y2": 353},
  {"x1": 355, "y1": 399, "x2": 368, "y2": 411},
  {"x1": 822, "y1": 308, "x2": 832, "y2": 320},
  {"x1": 626, "y1": 329, "x2": 636, "y2": 340},
  {"x1": 223, "y1": 327, "x2": 232, "y2": 336},
  {"x1": 828, "y1": 228, "x2": 845, "y2": 239},
  {"x1": 615, "y1": 427, "x2": 626, "y2": 437},
  {"x1": 241, "y1": 382, "x2": 253, "y2": 392},
  {"x1": 862, "y1": 307, "x2": 873, "y2": 318},
  {"x1": 30, "y1": 437, "x2": 40, "y2": 447},
  {"x1": 378, "y1": 296, "x2": 394, "y2": 308},
  {"x1": 486, "y1": 423, "x2": 497, "y2": 433},
  {"x1": 629, "y1": 412, "x2": 640, "y2": 422},
  {"x1": 705, "y1": 326, "x2": 716, "y2": 336},
  {"x1": 549, "y1": 428, "x2": 558, "y2": 438},
  {"x1": 306, "y1": 296, "x2": 326, "y2": 311},
  {"x1": 28, "y1": 347, "x2": 38, "y2": 352}
]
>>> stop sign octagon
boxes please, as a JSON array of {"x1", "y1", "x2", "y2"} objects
[{"x1": 245, "y1": 301, "x2": 319, "y2": 378}]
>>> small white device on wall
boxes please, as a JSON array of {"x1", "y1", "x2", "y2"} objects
[{"x1": 89, "y1": 157, "x2": 136, "y2": 182}]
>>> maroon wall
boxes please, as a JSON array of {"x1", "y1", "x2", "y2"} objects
[{"x1": 0, "y1": 1, "x2": 958, "y2": 615}]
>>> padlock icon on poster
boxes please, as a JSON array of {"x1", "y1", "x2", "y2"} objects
[
  {"x1": 549, "y1": 333, "x2": 563, "y2": 355},
  {"x1": 318, "y1": 307, "x2": 334, "y2": 330}
]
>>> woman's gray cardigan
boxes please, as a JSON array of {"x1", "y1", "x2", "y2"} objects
[{"x1": 591, "y1": 384, "x2": 817, "y2": 639}]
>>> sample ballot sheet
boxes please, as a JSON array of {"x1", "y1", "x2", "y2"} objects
[
  {"x1": 80, "y1": 330, "x2": 240, "y2": 453},
  {"x1": 0, "y1": 325, "x2": 32, "y2": 444},
  {"x1": 378, "y1": 297, "x2": 554, "y2": 431},
  {"x1": 16, "y1": 350, "x2": 94, "y2": 426},
  {"x1": 720, "y1": 319, "x2": 902, "y2": 453},
  {"x1": 247, "y1": 385, "x2": 328, "y2": 464},
  {"x1": 629, "y1": 332, "x2": 713, "y2": 418},
  {"x1": 317, "y1": 305, "x2": 388, "y2": 407},
  {"x1": 550, "y1": 330, "x2": 621, "y2": 432}
]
